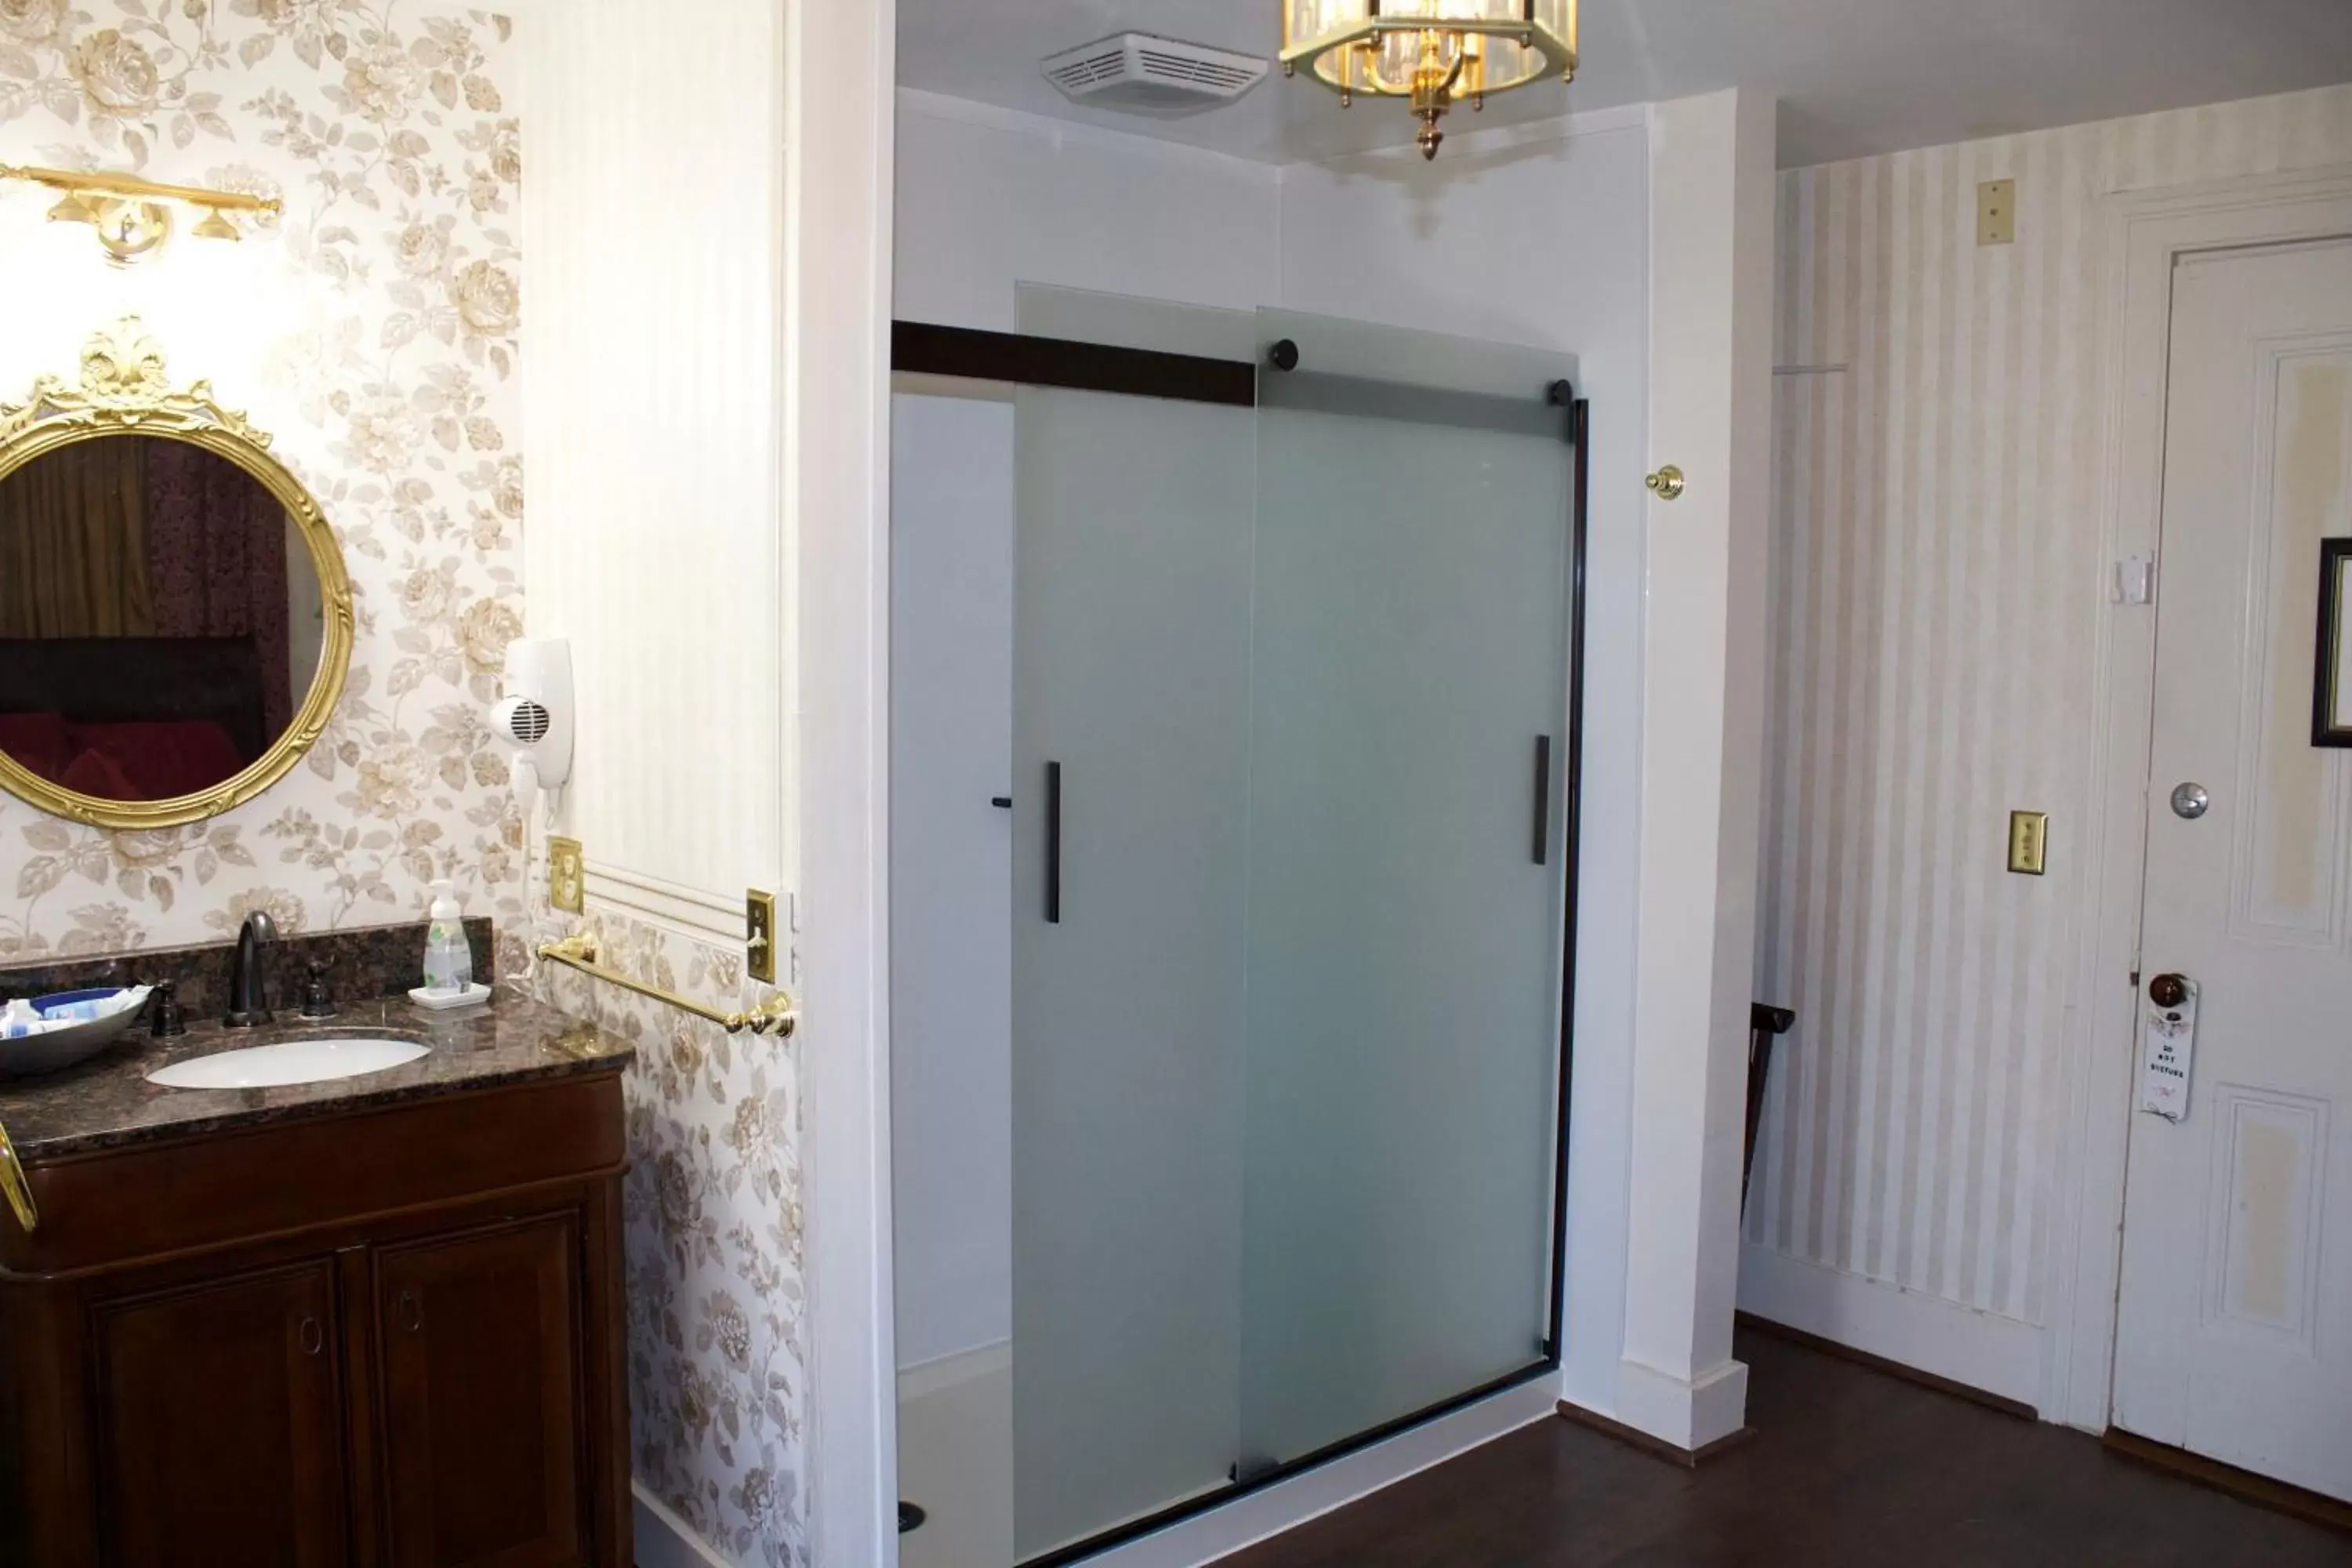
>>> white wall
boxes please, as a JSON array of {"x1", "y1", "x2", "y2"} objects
[
  {"x1": 1274, "y1": 104, "x2": 1653, "y2": 1424},
  {"x1": 896, "y1": 91, "x2": 1280, "y2": 329},
  {"x1": 789, "y1": 2, "x2": 900, "y2": 1556},
  {"x1": 1617, "y1": 87, "x2": 1779, "y2": 1451}
]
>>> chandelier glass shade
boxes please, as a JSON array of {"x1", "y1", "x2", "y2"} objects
[{"x1": 1281, "y1": 0, "x2": 1578, "y2": 158}]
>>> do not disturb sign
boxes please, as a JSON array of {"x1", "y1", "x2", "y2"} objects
[{"x1": 2140, "y1": 974, "x2": 2198, "y2": 1123}]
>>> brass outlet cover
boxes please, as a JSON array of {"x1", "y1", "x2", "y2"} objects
[
  {"x1": 2007, "y1": 811, "x2": 2048, "y2": 877},
  {"x1": 547, "y1": 836, "x2": 585, "y2": 914},
  {"x1": 1978, "y1": 179, "x2": 2016, "y2": 246},
  {"x1": 746, "y1": 889, "x2": 778, "y2": 985}
]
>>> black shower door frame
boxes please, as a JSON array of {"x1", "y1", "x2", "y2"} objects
[{"x1": 891, "y1": 319, "x2": 1592, "y2": 1568}]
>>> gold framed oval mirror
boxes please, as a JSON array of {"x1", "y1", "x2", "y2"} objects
[{"x1": 0, "y1": 316, "x2": 352, "y2": 831}]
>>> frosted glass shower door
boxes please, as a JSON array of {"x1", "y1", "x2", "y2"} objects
[
  {"x1": 1239, "y1": 310, "x2": 1575, "y2": 1468},
  {"x1": 1010, "y1": 293, "x2": 1257, "y2": 1559}
]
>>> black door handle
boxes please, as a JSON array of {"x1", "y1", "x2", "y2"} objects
[
  {"x1": 1045, "y1": 761, "x2": 1062, "y2": 925},
  {"x1": 1531, "y1": 735, "x2": 1554, "y2": 866},
  {"x1": 990, "y1": 796, "x2": 1012, "y2": 809}
]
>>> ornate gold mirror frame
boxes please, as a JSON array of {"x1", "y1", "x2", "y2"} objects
[{"x1": 0, "y1": 316, "x2": 354, "y2": 830}]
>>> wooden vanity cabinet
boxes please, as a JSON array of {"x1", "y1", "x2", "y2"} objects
[
  {"x1": 376, "y1": 1216, "x2": 587, "y2": 1568},
  {"x1": 93, "y1": 1260, "x2": 351, "y2": 1568},
  {"x1": 0, "y1": 1072, "x2": 631, "y2": 1568}
]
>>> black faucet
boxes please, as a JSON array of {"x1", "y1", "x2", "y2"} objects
[
  {"x1": 148, "y1": 979, "x2": 186, "y2": 1039},
  {"x1": 225, "y1": 911, "x2": 277, "y2": 1028},
  {"x1": 297, "y1": 959, "x2": 337, "y2": 1021}
]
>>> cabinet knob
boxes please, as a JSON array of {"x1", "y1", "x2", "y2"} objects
[
  {"x1": 297, "y1": 1314, "x2": 325, "y2": 1357},
  {"x1": 395, "y1": 1288, "x2": 423, "y2": 1333}
]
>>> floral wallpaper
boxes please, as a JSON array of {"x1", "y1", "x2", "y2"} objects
[
  {"x1": 0, "y1": 0, "x2": 525, "y2": 960},
  {"x1": 532, "y1": 906, "x2": 811, "y2": 1567}
]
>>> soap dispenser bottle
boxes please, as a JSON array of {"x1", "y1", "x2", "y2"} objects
[{"x1": 423, "y1": 879, "x2": 473, "y2": 995}]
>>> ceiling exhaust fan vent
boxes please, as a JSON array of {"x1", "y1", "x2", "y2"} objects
[{"x1": 1041, "y1": 33, "x2": 1269, "y2": 111}]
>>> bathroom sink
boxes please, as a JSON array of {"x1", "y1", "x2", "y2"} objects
[{"x1": 147, "y1": 1037, "x2": 430, "y2": 1091}]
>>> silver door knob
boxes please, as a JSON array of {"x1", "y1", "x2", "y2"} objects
[{"x1": 2169, "y1": 782, "x2": 2209, "y2": 820}]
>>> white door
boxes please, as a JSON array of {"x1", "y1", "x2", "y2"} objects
[{"x1": 2114, "y1": 238, "x2": 2352, "y2": 1503}]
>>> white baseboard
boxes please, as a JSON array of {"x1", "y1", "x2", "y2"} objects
[
  {"x1": 1615, "y1": 1354, "x2": 1751, "y2": 1450},
  {"x1": 1737, "y1": 1242, "x2": 2044, "y2": 1413},
  {"x1": 633, "y1": 1482, "x2": 735, "y2": 1568},
  {"x1": 898, "y1": 1337, "x2": 1011, "y2": 1404}
]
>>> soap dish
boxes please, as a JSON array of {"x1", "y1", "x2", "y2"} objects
[{"x1": 408, "y1": 982, "x2": 493, "y2": 1012}]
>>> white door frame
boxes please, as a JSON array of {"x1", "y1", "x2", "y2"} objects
[
  {"x1": 2045, "y1": 163, "x2": 2352, "y2": 1432},
  {"x1": 791, "y1": 0, "x2": 900, "y2": 1563}
]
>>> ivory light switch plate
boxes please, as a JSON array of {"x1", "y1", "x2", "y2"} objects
[
  {"x1": 547, "y1": 836, "x2": 585, "y2": 914},
  {"x1": 2008, "y1": 811, "x2": 2048, "y2": 876},
  {"x1": 1978, "y1": 179, "x2": 2016, "y2": 245}
]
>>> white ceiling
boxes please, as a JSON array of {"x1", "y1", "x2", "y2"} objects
[{"x1": 898, "y1": 0, "x2": 2352, "y2": 167}]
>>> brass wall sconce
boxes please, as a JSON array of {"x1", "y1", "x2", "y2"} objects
[{"x1": 2, "y1": 163, "x2": 281, "y2": 267}]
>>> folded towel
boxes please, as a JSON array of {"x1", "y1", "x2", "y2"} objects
[{"x1": 2, "y1": 986, "x2": 153, "y2": 1036}]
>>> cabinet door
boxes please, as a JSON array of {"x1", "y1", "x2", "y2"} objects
[
  {"x1": 93, "y1": 1261, "x2": 348, "y2": 1568},
  {"x1": 376, "y1": 1217, "x2": 584, "y2": 1568}
]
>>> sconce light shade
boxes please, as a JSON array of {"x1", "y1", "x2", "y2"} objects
[
  {"x1": 45, "y1": 191, "x2": 96, "y2": 226},
  {"x1": 90, "y1": 198, "x2": 172, "y2": 267},
  {"x1": 191, "y1": 208, "x2": 241, "y2": 242}
]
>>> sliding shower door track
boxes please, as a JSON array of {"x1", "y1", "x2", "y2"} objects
[{"x1": 1017, "y1": 1359, "x2": 1559, "y2": 1568}]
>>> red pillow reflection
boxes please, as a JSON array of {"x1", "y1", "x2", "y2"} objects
[{"x1": 60, "y1": 720, "x2": 249, "y2": 801}]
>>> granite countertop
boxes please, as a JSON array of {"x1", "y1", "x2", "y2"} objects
[{"x1": 0, "y1": 993, "x2": 633, "y2": 1160}]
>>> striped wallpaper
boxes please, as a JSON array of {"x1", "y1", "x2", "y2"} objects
[
  {"x1": 521, "y1": 0, "x2": 786, "y2": 920},
  {"x1": 1749, "y1": 83, "x2": 2352, "y2": 1327}
]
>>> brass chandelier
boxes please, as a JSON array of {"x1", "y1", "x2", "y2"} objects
[{"x1": 1281, "y1": 0, "x2": 1579, "y2": 160}]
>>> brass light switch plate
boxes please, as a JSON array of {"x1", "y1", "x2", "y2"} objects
[
  {"x1": 1978, "y1": 179, "x2": 2016, "y2": 245},
  {"x1": 547, "y1": 836, "x2": 585, "y2": 914},
  {"x1": 2007, "y1": 811, "x2": 2048, "y2": 877},
  {"x1": 746, "y1": 889, "x2": 778, "y2": 984}
]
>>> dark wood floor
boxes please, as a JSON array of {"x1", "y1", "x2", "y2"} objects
[{"x1": 1224, "y1": 1328, "x2": 2352, "y2": 1567}]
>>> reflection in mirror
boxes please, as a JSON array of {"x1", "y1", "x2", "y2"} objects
[{"x1": 0, "y1": 434, "x2": 327, "y2": 804}]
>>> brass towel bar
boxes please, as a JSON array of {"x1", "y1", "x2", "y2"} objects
[
  {"x1": 0, "y1": 1119, "x2": 35, "y2": 1234},
  {"x1": 537, "y1": 934, "x2": 797, "y2": 1039}
]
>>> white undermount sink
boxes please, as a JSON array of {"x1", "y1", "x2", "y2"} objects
[{"x1": 147, "y1": 1037, "x2": 430, "y2": 1091}]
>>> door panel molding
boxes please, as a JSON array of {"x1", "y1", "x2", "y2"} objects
[
  {"x1": 2198, "y1": 1083, "x2": 2328, "y2": 1352},
  {"x1": 2050, "y1": 163, "x2": 2352, "y2": 1433},
  {"x1": 2223, "y1": 336, "x2": 2352, "y2": 953}
]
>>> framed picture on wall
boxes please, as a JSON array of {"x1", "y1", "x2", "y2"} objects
[{"x1": 2317, "y1": 539, "x2": 2352, "y2": 748}]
